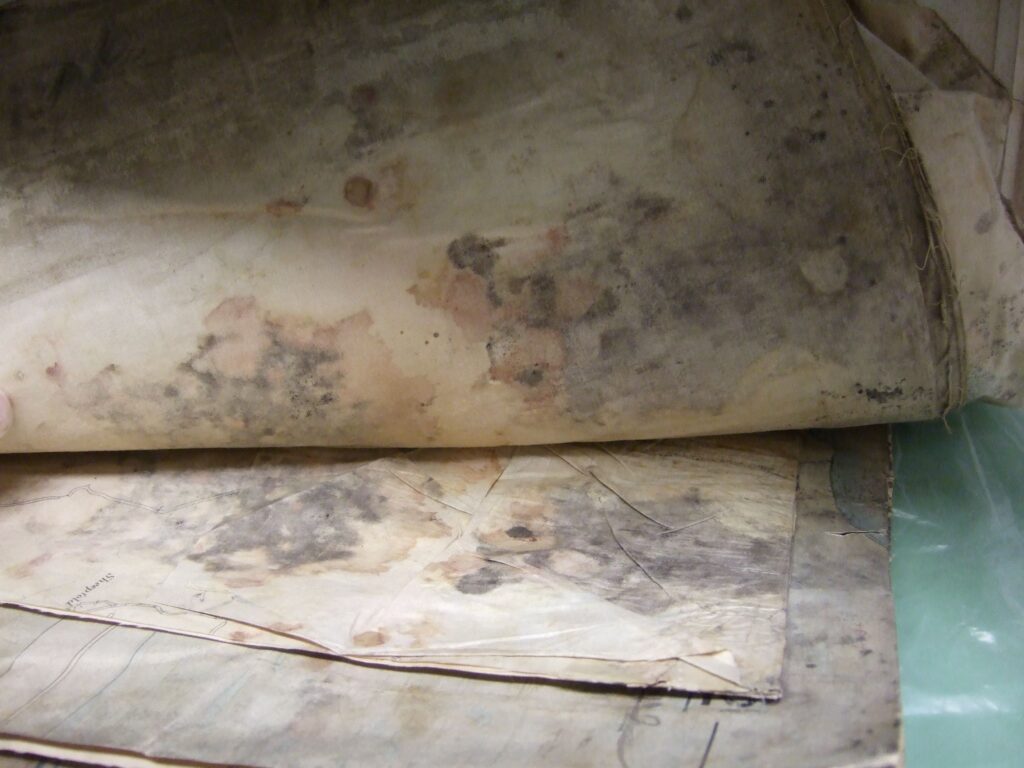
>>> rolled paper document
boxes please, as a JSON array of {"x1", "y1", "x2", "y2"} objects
[
  {"x1": 0, "y1": 390, "x2": 11, "y2": 440},
  {"x1": 0, "y1": 0, "x2": 1018, "y2": 452}
]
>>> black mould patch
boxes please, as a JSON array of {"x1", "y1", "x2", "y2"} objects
[
  {"x1": 515, "y1": 367, "x2": 544, "y2": 387},
  {"x1": 599, "y1": 327, "x2": 636, "y2": 360},
  {"x1": 524, "y1": 273, "x2": 558, "y2": 328},
  {"x1": 343, "y1": 80, "x2": 400, "y2": 157},
  {"x1": 447, "y1": 233, "x2": 508, "y2": 305},
  {"x1": 189, "y1": 477, "x2": 389, "y2": 571},
  {"x1": 628, "y1": 193, "x2": 673, "y2": 223},
  {"x1": 506, "y1": 525, "x2": 536, "y2": 540},
  {"x1": 455, "y1": 564, "x2": 510, "y2": 594},
  {"x1": 854, "y1": 382, "x2": 905, "y2": 404},
  {"x1": 707, "y1": 40, "x2": 759, "y2": 67},
  {"x1": 583, "y1": 287, "x2": 620, "y2": 321},
  {"x1": 783, "y1": 127, "x2": 828, "y2": 153}
]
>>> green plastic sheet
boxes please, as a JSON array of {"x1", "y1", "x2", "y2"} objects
[{"x1": 893, "y1": 403, "x2": 1024, "y2": 768}]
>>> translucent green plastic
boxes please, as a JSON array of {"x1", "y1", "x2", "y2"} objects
[{"x1": 893, "y1": 403, "x2": 1024, "y2": 768}]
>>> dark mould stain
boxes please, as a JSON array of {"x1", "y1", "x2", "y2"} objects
[
  {"x1": 78, "y1": 295, "x2": 437, "y2": 443},
  {"x1": 599, "y1": 327, "x2": 636, "y2": 360},
  {"x1": 629, "y1": 193, "x2": 672, "y2": 222},
  {"x1": 783, "y1": 127, "x2": 827, "y2": 153},
  {"x1": 515, "y1": 367, "x2": 544, "y2": 387},
  {"x1": 447, "y1": 233, "x2": 506, "y2": 279},
  {"x1": 351, "y1": 83, "x2": 377, "y2": 108},
  {"x1": 974, "y1": 211, "x2": 994, "y2": 234},
  {"x1": 524, "y1": 273, "x2": 558, "y2": 328},
  {"x1": 447, "y1": 233, "x2": 509, "y2": 305},
  {"x1": 854, "y1": 382, "x2": 905, "y2": 404},
  {"x1": 190, "y1": 477, "x2": 391, "y2": 572},
  {"x1": 48, "y1": 61, "x2": 86, "y2": 105},
  {"x1": 746, "y1": 538, "x2": 776, "y2": 566},
  {"x1": 583, "y1": 288, "x2": 620, "y2": 321},
  {"x1": 707, "y1": 39, "x2": 759, "y2": 67},
  {"x1": 344, "y1": 79, "x2": 398, "y2": 157},
  {"x1": 344, "y1": 176, "x2": 375, "y2": 208},
  {"x1": 506, "y1": 525, "x2": 536, "y2": 540},
  {"x1": 674, "y1": 2, "x2": 693, "y2": 22},
  {"x1": 455, "y1": 564, "x2": 509, "y2": 594}
]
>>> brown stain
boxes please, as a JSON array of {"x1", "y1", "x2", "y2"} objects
[
  {"x1": 224, "y1": 576, "x2": 266, "y2": 589},
  {"x1": 268, "y1": 622, "x2": 304, "y2": 634},
  {"x1": 350, "y1": 83, "x2": 377, "y2": 108},
  {"x1": 344, "y1": 176, "x2": 375, "y2": 208},
  {"x1": 352, "y1": 629, "x2": 388, "y2": 647},
  {"x1": 6, "y1": 552, "x2": 53, "y2": 579},
  {"x1": 45, "y1": 362, "x2": 63, "y2": 382},
  {"x1": 265, "y1": 198, "x2": 305, "y2": 217},
  {"x1": 477, "y1": 499, "x2": 557, "y2": 552},
  {"x1": 545, "y1": 225, "x2": 569, "y2": 255}
]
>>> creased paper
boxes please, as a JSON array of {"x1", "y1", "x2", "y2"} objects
[{"x1": 0, "y1": 436, "x2": 798, "y2": 695}]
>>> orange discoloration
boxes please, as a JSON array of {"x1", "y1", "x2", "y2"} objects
[
  {"x1": 545, "y1": 225, "x2": 569, "y2": 255},
  {"x1": 265, "y1": 198, "x2": 305, "y2": 216},
  {"x1": 268, "y1": 622, "x2": 305, "y2": 634},
  {"x1": 421, "y1": 552, "x2": 484, "y2": 584},
  {"x1": 432, "y1": 270, "x2": 496, "y2": 342},
  {"x1": 353, "y1": 629, "x2": 388, "y2": 647},
  {"x1": 204, "y1": 297, "x2": 270, "y2": 379}
]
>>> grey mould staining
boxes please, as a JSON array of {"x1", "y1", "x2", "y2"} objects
[
  {"x1": 454, "y1": 562, "x2": 519, "y2": 595},
  {"x1": 447, "y1": 233, "x2": 508, "y2": 306},
  {"x1": 74, "y1": 293, "x2": 439, "y2": 444},
  {"x1": 190, "y1": 481, "x2": 377, "y2": 572}
]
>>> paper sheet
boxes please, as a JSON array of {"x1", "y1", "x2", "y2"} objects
[
  {"x1": 856, "y1": 2, "x2": 1024, "y2": 405},
  {"x1": 0, "y1": 427, "x2": 901, "y2": 768},
  {"x1": 0, "y1": 436, "x2": 798, "y2": 695},
  {"x1": 0, "y1": 0, "x2": 965, "y2": 452}
]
